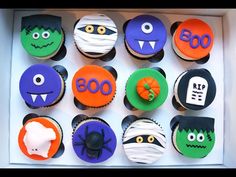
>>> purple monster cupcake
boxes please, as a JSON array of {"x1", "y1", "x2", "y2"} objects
[
  {"x1": 19, "y1": 64, "x2": 67, "y2": 108},
  {"x1": 72, "y1": 114, "x2": 117, "y2": 163}
]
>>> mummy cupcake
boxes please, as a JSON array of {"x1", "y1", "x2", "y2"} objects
[
  {"x1": 19, "y1": 64, "x2": 67, "y2": 109},
  {"x1": 72, "y1": 65, "x2": 117, "y2": 110},
  {"x1": 72, "y1": 114, "x2": 117, "y2": 163},
  {"x1": 122, "y1": 115, "x2": 166, "y2": 164},
  {"x1": 171, "y1": 18, "x2": 214, "y2": 63},
  {"x1": 170, "y1": 115, "x2": 215, "y2": 158},
  {"x1": 124, "y1": 67, "x2": 168, "y2": 111},
  {"x1": 124, "y1": 15, "x2": 167, "y2": 61},
  {"x1": 173, "y1": 68, "x2": 216, "y2": 111},
  {"x1": 74, "y1": 14, "x2": 118, "y2": 59},
  {"x1": 21, "y1": 14, "x2": 66, "y2": 60},
  {"x1": 18, "y1": 113, "x2": 64, "y2": 160}
]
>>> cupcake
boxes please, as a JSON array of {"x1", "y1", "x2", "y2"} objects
[
  {"x1": 72, "y1": 65, "x2": 117, "y2": 110},
  {"x1": 171, "y1": 18, "x2": 214, "y2": 63},
  {"x1": 124, "y1": 67, "x2": 168, "y2": 111},
  {"x1": 73, "y1": 14, "x2": 118, "y2": 60},
  {"x1": 173, "y1": 68, "x2": 216, "y2": 111},
  {"x1": 21, "y1": 14, "x2": 66, "y2": 61},
  {"x1": 72, "y1": 114, "x2": 117, "y2": 163},
  {"x1": 18, "y1": 113, "x2": 64, "y2": 160},
  {"x1": 124, "y1": 15, "x2": 167, "y2": 61},
  {"x1": 170, "y1": 115, "x2": 215, "y2": 158},
  {"x1": 19, "y1": 64, "x2": 68, "y2": 109},
  {"x1": 121, "y1": 115, "x2": 166, "y2": 164}
]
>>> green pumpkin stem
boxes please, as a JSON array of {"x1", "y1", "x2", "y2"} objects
[{"x1": 148, "y1": 89, "x2": 155, "y2": 101}]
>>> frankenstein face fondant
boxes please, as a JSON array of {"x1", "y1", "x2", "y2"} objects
[
  {"x1": 21, "y1": 15, "x2": 64, "y2": 59},
  {"x1": 19, "y1": 64, "x2": 65, "y2": 108},
  {"x1": 170, "y1": 115, "x2": 215, "y2": 158},
  {"x1": 125, "y1": 15, "x2": 167, "y2": 58},
  {"x1": 74, "y1": 14, "x2": 118, "y2": 58}
]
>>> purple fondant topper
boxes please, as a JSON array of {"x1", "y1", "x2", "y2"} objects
[
  {"x1": 72, "y1": 120, "x2": 117, "y2": 163},
  {"x1": 19, "y1": 64, "x2": 62, "y2": 107},
  {"x1": 125, "y1": 15, "x2": 167, "y2": 55}
]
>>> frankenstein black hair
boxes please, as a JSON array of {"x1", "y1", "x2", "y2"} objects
[
  {"x1": 21, "y1": 14, "x2": 62, "y2": 33},
  {"x1": 171, "y1": 115, "x2": 214, "y2": 132}
]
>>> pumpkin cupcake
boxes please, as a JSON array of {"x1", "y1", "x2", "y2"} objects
[{"x1": 124, "y1": 67, "x2": 168, "y2": 111}]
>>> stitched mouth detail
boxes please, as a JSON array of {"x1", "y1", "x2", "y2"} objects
[
  {"x1": 31, "y1": 42, "x2": 54, "y2": 49},
  {"x1": 186, "y1": 144, "x2": 206, "y2": 149}
]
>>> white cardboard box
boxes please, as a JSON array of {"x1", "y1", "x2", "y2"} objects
[{"x1": 0, "y1": 9, "x2": 235, "y2": 168}]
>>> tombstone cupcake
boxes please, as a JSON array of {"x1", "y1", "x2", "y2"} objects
[
  {"x1": 74, "y1": 14, "x2": 118, "y2": 61},
  {"x1": 19, "y1": 64, "x2": 68, "y2": 109},
  {"x1": 124, "y1": 67, "x2": 168, "y2": 111},
  {"x1": 18, "y1": 113, "x2": 64, "y2": 160},
  {"x1": 21, "y1": 14, "x2": 66, "y2": 61},
  {"x1": 124, "y1": 15, "x2": 167, "y2": 62},
  {"x1": 172, "y1": 68, "x2": 216, "y2": 111},
  {"x1": 122, "y1": 115, "x2": 166, "y2": 164},
  {"x1": 170, "y1": 18, "x2": 214, "y2": 63},
  {"x1": 170, "y1": 115, "x2": 215, "y2": 158},
  {"x1": 72, "y1": 65, "x2": 117, "y2": 110},
  {"x1": 72, "y1": 114, "x2": 117, "y2": 163}
]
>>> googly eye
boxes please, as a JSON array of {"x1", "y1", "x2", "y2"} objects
[
  {"x1": 197, "y1": 133, "x2": 205, "y2": 142},
  {"x1": 42, "y1": 31, "x2": 50, "y2": 39},
  {"x1": 32, "y1": 32, "x2": 40, "y2": 39},
  {"x1": 85, "y1": 25, "x2": 94, "y2": 33},
  {"x1": 33, "y1": 74, "x2": 45, "y2": 86},
  {"x1": 147, "y1": 135, "x2": 155, "y2": 143},
  {"x1": 97, "y1": 26, "x2": 106, "y2": 35},
  {"x1": 187, "y1": 133, "x2": 196, "y2": 142},
  {"x1": 136, "y1": 136, "x2": 143, "y2": 143},
  {"x1": 141, "y1": 22, "x2": 153, "y2": 34}
]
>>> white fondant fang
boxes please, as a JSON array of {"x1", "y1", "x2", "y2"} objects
[
  {"x1": 41, "y1": 94, "x2": 47, "y2": 102},
  {"x1": 31, "y1": 94, "x2": 37, "y2": 102},
  {"x1": 138, "y1": 41, "x2": 144, "y2": 49},
  {"x1": 149, "y1": 41, "x2": 156, "y2": 49}
]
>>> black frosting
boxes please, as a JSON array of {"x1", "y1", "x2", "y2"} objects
[{"x1": 21, "y1": 14, "x2": 62, "y2": 33}]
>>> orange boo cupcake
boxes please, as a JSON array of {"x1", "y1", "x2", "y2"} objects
[
  {"x1": 173, "y1": 19, "x2": 214, "y2": 60},
  {"x1": 72, "y1": 65, "x2": 116, "y2": 108}
]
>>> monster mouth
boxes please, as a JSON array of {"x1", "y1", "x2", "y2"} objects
[
  {"x1": 27, "y1": 91, "x2": 53, "y2": 102},
  {"x1": 135, "y1": 39, "x2": 159, "y2": 50},
  {"x1": 31, "y1": 42, "x2": 54, "y2": 49},
  {"x1": 186, "y1": 144, "x2": 206, "y2": 149}
]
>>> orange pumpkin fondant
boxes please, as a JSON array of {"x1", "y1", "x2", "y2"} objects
[{"x1": 136, "y1": 77, "x2": 160, "y2": 101}]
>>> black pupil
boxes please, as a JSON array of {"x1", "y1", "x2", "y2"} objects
[
  {"x1": 88, "y1": 27, "x2": 91, "y2": 30},
  {"x1": 145, "y1": 25, "x2": 150, "y2": 30},
  {"x1": 36, "y1": 77, "x2": 41, "y2": 83},
  {"x1": 190, "y1": 135, "x2": 194, "y2": 139},
  {"x1": 101, "y1": 28, "x2": 103, "y2": 31},
  {"x1": 200, "y1": 136, "x2": 203, "y2": 140},
  {"x1": 44, "y1": 33, "x2": 48, "y2": 37},
  {"x1": 34, "y1": 34, "x2": 38, "y2": 37}
]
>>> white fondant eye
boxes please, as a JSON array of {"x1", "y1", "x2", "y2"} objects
[
  {"x1": 42, "y1": 31, "x2": 50, "y2": 39},
  {"x1": 33, "y1": 74, "x2": 45, "y2": 86},
  {"x1": 187, "y1": 133, "x2": 196, "y2": 141},
  {"x1": 32, "y1": 32, "x2": 40, "y2": 39},
  {"x1": 197, "y1": 133, "x2": 205, "y2": 142},
  {"x1": 141, "y1": 22, "x2": 153, "y2": 34}
]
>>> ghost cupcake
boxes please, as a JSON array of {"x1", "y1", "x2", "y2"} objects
[
  {"x1": 18, "y1": 113, "x2": 64, "y2": 160},
  {"x1": 71, "y1": 114, "x2": 117, "y2": 163},
  {"x1": 124, "y1": 15, "x2": 167, "y2": 61},
  {"x1": 170, "y1": 115, "x2": 215, "y2": 158},
  {"x1": 72, "y1": 65, "x2": 117, "y2": 110},
  {"x1": 19, "y1": 64, "x2": 68, "y2": 109},
  {"x1": 122, "y1": 115, "x2": 166, "y2": 164},
  {"x1": 172, "y1": 68, "x2": 216, "y2": 111},
  {"x1": 21, "y1": 14, "x2": 66, "y2": 60},
  {"x1": 171, "y1": 18, "x2": 214, "y2": 63},
  {"x1": 73, "y1": 14, "x2": 118, "y2": 59}
]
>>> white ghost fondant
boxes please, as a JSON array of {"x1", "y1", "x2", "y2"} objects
[
  {"x1": 186, "y1": 76, "x2": 208, "y2": 106},
  {"x1": 23, "y1": 121, "x2": 56, "y2": 158}
]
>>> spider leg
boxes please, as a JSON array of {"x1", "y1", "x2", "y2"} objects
[
  {"x1": 103, "y1": 145, "x2": 112, "y2": 153},
  {"x1": 85, "y1": 126, "x2": 89, "y2": 137},
  {"x1": 81, "y1": 146, "x2": 86, "y2": 155},
  {"x1": 104, "y1": 138, "x2": 111, "y2": 145},
  {"x1": 78, "y1": 134, "x2": 85, "y2": 142},
  {"x1": 97, "y1": 150, "x2": 102, "y2": 159}
]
